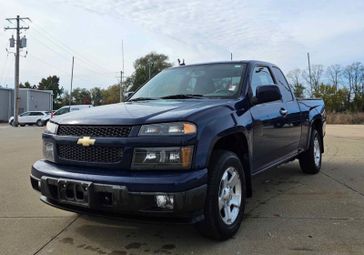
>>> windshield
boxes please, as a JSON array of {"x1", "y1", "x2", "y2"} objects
[{"x1": 130, "y1": 63, "x2": 246, "y2": 100}]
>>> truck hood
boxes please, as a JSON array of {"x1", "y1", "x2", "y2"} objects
[{"x1": 53, "y1": 99, "x2": 235, "y2": 125}]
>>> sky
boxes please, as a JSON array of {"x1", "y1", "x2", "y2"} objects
[{"x1": 0, "y1": 0, "x2": 364, "y2": 91}]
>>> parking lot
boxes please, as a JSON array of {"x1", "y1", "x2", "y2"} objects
[{"x1": 0, "y1": 124, "x2": 363, "y2": 255}]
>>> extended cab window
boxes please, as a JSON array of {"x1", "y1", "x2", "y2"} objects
[
  {"x1": 251, "y1": 66, "x2": 274, "y2": 96},
  {"x1": 272, "y1": 67, "x2": 293, "y2": 101}
]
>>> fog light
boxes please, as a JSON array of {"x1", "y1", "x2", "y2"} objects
[{"x1": 155, "y1": 195, "x2": 174, "y2": 209}]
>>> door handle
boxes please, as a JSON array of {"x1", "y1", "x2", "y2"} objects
[{"x1": 280, "y1": 108, "x2": 288, "y2": 116}]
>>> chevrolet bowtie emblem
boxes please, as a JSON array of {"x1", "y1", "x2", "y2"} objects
[{"x1": 77, "y1": 136, "x2": 96, "y2": 147}]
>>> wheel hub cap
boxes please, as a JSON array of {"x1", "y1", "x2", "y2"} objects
[
  {"x1": 218, "y1": 166, "x2": 242, "y2": 225},
  {"x1": 313, "y1": 136, "x2": 321, "y2": 167}
]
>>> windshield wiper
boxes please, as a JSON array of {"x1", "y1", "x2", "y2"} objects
[
  {"x1": 128, "y1": 97, "x2": 157, "y2": 102},
  {"x1": 160, "y1": 94, "x2": 205, "y2": 99}
]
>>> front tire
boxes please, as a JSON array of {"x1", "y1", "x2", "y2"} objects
[
  {"x1": 196, "y1": 150, "x2": 246, "y2": 241},
  {"x1": 299, "y1": 129, "x2": 322, "y2": 174},
  {"x1": 36, "y1": 120, "x2": 43, "y2": 127}
]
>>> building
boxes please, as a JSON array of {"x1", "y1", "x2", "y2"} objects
[
  {"x1": 0, "y1": 88, "x2": 14, "y2": 122},
  {"x1": 19, "y1": 88, "x2": 53, "y2": 113},
  {"x1": 0, "y1": 88, "x2": 53, "y2": 122}
]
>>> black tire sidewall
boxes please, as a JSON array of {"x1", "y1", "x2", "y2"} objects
[
  {"x1": 311, "y1": 130, "x2": 322, "y2": 170},
  {"x1": 299, "y1": 128, "x2": 322, "y2": 174},
  {"x1": 206, "y1": 150, "x2": 246, "y2": 239},
  {"x1": 36, "y1": 120, "x2": 42, "y2": 127}
]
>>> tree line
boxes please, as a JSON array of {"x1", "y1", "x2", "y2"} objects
[
  {"x1": 16, "y1": 52, "x2": 364, "y2": 113},
  {"x1": 287, "y1": 62, "x2": 364, "y2": 112}
]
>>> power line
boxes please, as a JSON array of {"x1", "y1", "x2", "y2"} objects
[
  {"x1": 29, "y1": 33, "x2": 113, "y2": 80},
  {"x1": 69, "y1": 56, "x2": 74, "y2": 107},
  {"x1": 27, "y1": 52, "x2": 67, "y2": 74},
  {"x1": 30, "y1": 28, "x2": 116, "y2": 76},
  {"x1": 29, "y1": 35, "x2": 71, "y2": 62},
  {"x1": 30, "y1": 22, "x2": 114, "y2": 73}
]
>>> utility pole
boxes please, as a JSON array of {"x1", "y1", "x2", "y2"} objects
[
  {"x1": 307, "y1": 52, "x2": 313, "y2": 96},
  {"x1": 148, "y1": 61, "x2": 154, "y2": 80},
  {"x1": 148, "y1": 63, "x2": 151, "y2": 80},
  {"x1": 231, "y1": 52, "x2": 233, "y2": 61},
  {"x1": 120, "y1": 40, "x2": 124, "y2": 102},
  {"x1": 119, "y1": 70, "x2": 124, "y2": 102},
  {"x1": 69, "y1": 56, "x2": 74, "y2": 107},
  {"x1": 4, "y1": 15, "x2": 30, "y2": 127}
]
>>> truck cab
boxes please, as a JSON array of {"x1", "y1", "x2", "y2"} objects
[{"x1": 30, "y1": 60, "x2": 325, "y2": 240}]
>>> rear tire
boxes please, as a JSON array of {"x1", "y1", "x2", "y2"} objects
[
  {"x1": 299, "y1": 129, "x2": 322, "y2": 174},
  {"x1": 36, "y1": 120, "x2": 43, "y2": 127},
  {"x1": 9, "y1": 120, "x2": 14, "y2": 126},
  {"x1": 196, "y1": 150, "x2": 246, "y2": 241}
]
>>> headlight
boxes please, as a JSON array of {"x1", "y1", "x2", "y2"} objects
[
  {"x1": 131, "y1": 146, "x2": 193, "y2": 170},
  {"x1": 45, "y1": 121, "x2": 58, "y2": 134},
  {"x1": 139, "y1": 122, "x2": 196, "y2": 136},
  {"x1": 43, "y1": 141, "x2": 55, "y2": 162}
]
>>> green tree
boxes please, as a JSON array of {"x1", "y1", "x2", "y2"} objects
[
  {"x1": 71, "y1": 88, "x2": 92, "y2": 105},
  {"x1": 313, "y1": 84, "x2": 349, "y2": 112},
  {"x1": 58, "y1": 91, "x2": 70, "y2": 108},
  {"x1": 326, "y1": 64, "x2": 342, "y2": 89},
  {"x1": 302, "y1": 65, "x2": 324, "y2": 96},
  {"x1": 128, "y1": 52, "x2": 173, "y2": 92},
  {"x1": 90, "y1": 87, "x2": 104, "y2": 106},
  {"x1": 286, "y1": 69, "x2": 305, "y2": 98},
  {"x1": 19, "y1": 81, "x2": 36, "y2": 88},
  {"x1": 102, "y1": 84, "x2": 120, "y2": 104},
  {"x1": 37, "y1": 75, "x2": 64, "y2": 108}
]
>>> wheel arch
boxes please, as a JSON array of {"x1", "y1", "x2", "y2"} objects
[
  {"x1": 311, "y1": 117, "x2": 324, "y2": 153},
  {"x1": 207, "y1": 130, "x2": 252, "y2": 197}
]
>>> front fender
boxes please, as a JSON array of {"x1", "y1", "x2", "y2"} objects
[{"x1": 191, "y1": 106, "x2": 251, "y2": 170}]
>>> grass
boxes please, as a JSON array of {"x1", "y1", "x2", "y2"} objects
[{"x1": 327, "y1": 112, "x2": 364, "y2": 124}]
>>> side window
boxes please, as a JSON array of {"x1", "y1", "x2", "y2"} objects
[
  {"x1": 31, "y1": 112, "x2": 43, "y2": 116},
  {"x1": 272, "y1": 67, "x2": 293, "y2": 102},
  {"x1": 251, "y1": 66, "x2": 274, "y2": 96},
  {"x1": 20, "y1": 112, "x2": 30, "y2": 117},
  {"x1": 54, "y1": 107, "x2": 69, "y2": 115}
]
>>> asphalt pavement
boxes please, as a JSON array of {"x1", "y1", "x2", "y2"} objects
[{"x1": 0, "y1": 124, "x2": 363, "y2": 255}]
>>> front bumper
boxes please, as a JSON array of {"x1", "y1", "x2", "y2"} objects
[{"x1": 31, "y1": 160, "x2": 208, "y2": 223}]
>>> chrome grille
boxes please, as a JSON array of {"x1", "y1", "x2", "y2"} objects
[
  {"x1": 57, "y1": 125, "x2": 132, "y2": 137},
  {"x1": 57, "y1": 144, "x2": 123, "y2": 164}
]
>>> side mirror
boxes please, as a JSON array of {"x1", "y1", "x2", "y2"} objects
[
  {"x1": 124, "y1": 91, "x2": 135, "y2": 101},
  {"x1": 254, "y1": 85, "x2": 282, "y2": 104}
]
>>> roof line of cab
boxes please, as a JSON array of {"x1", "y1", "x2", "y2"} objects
[{"x1": 168, "y1": 60, "x2": 277, "y2": 69}]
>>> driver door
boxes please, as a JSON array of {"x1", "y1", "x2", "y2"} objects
[{"x1": 249, "y1": 66, "x2": 287, "y2": 172}]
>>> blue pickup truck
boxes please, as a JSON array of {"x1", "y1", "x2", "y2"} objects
[{"x1": 31, "y1": 60, "x2": 325, "y2": 240}]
